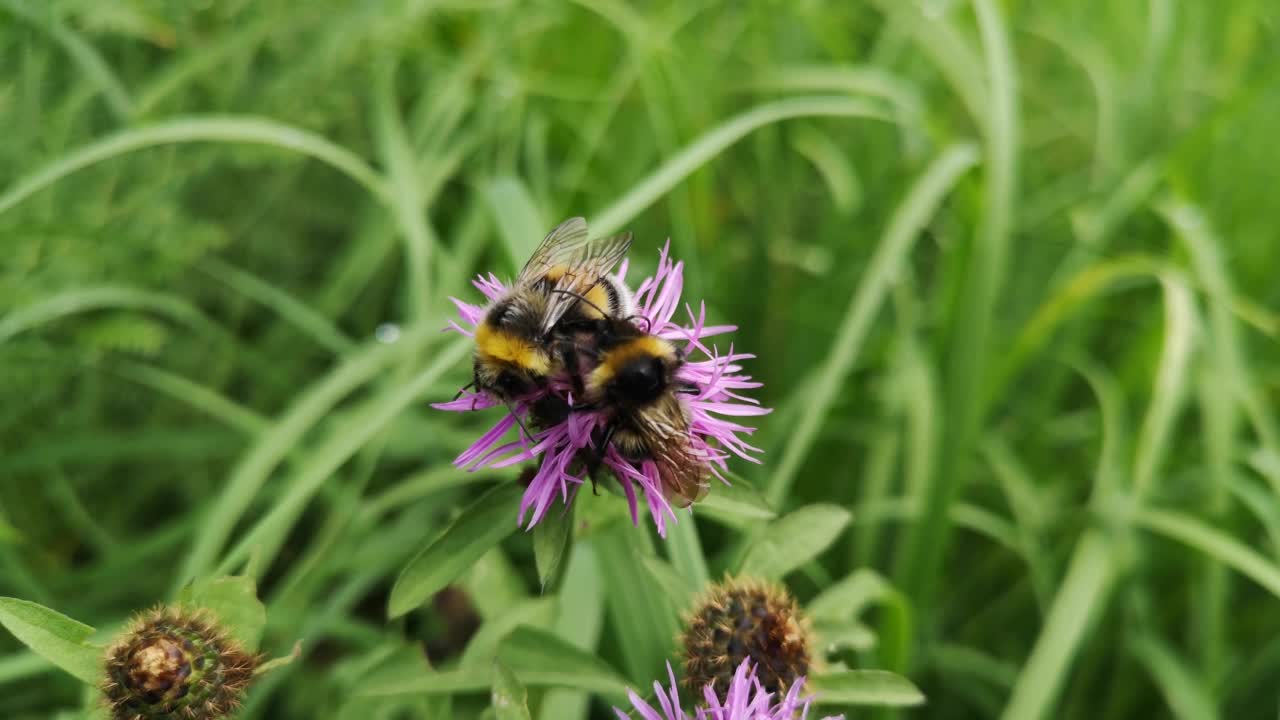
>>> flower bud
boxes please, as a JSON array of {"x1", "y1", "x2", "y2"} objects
[
  {"x1": 102, "y1": 608, "x2": 257, "y2": 720},
  {"x1": 680, "y1": 577, "x2": 811, "y2": 699}
]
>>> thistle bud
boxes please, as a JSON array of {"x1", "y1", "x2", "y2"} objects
[
  {"x1": 680, "y1": 577, "x2": 811, "y2": 699},
  {"x1": 102, "y1": 608, "x2": 257, "y2": 720}
]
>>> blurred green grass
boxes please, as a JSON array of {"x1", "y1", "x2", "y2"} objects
[{"x1": 3, "y1": 0, "x2": 1280, "y2": 718}]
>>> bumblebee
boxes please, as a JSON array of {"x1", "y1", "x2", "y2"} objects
[
  {"x1": 572, "y1": 315, "x2": 710, "y2": 507},
  {"x1": 470, "y1": 217, "x2": 632, "y2": 405}
]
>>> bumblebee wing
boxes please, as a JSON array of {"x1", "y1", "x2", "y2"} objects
[
  {"x1": 541, "y1": 230, "x2": 633, "y2": 332},
  {"x1": 633, "y1": 395, "x2": 709, "y2": 508},
  {"x1": 515, "y1": 217, "x2": 590, "y2": 287}
]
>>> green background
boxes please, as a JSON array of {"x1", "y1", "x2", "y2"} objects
[{"x1": 3, "y1": 0, "x2": 1280, "y2": 718}]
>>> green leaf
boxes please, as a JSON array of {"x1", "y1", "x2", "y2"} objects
[
  {"x1": 360, "y1": 669, "x2": 490, "y2": 696},
  {"x1": 533, "y1": 501, "x2": 573, "y2": 592},
  {"x1": 697, "y1": 474, "x2": 777, "y2": 525},
  {"x1": 665, "y1": 514, "x2": 710, "y2": 588},
  {"x1": 738, "y1": 504, "x2": 851, "y2": 579},
  {"x1": 596, "y1": 526, "x2": 679, "y2": 683},
  {"x1": 807, "y1": 569, "x2": 893, "y2": 622},
  {"x1": 0, "y1": 598, "x2": 101, "y2": 685},
  {"x1": 358, "y1": 626, "x2": 629, "y2": 701},
  {"x1": 177, "y1": 575, "x2": 266, "y2": 652},
  {"x1": 491, "y1": 661, "x2": 532, "y2": 720},
  {"x1": 496, "y1": 626, "x2": 629, "y2": 700},
  {"x1": 640, "y1": 554, "x2": 697, "y2": 611},
  {"x1": 813, "y1": 620, "x2": 877, "y2": 652},
  {"x1": 809, "y1": 670, "x2": 926, "y2": 707},
  {"x1": 389, "y1": 483, "x2": 524, "y2": 618},
  {"x1": 538, "y1": 540, "x2": 605, "y2": 720},
  {"x1": 459, "y1": 598, "x2": 558, "y2": 668},
  {"x1": 805, "y1": 569, "x2": 914, "y2": 671}
]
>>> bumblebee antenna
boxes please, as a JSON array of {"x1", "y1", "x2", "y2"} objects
[
  {"x1": 505, "y1": 401, "x2": 535, "y2": 445},
  {"x1": 624, "y1": 314, "x2": 652, "y2": 333},
  {"x1": 549, "y1": 288, "x2": 610, "y2": 320}
]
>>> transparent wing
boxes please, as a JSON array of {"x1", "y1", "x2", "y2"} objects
[
  {"x1": 515, "y1": 217, "x2": 590, "y2": 287},
  {"x1": 635, "y1": 395, "x2": 709, "y2": 508},
  {"x1": 540, "y1": 230, "x2": 633, "y2": 332}
]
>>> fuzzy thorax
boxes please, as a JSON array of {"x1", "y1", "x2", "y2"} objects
[
  {"x1": 474, "y1": 323, "x2": 552, "y2": 375},
  {"x1": 680, "y1": 577, "x2": 812, "y2": 699},
  {"x1": 102, "y1": 608, "x2": 258, "y2": 720}
]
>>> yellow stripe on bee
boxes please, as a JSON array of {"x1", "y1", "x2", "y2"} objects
[
  {"x1": 588, "y1": 335, "x2": 676, "y2": 391},
  {"x1": 542, "y1": 266, "x2": 608, "y2": 318},
  {"x1": 475, "y1": 323, "x2": 552, "y2": 375},
  {"x1": 579, "y1": 284, "x2": 610, "y2": 319}
]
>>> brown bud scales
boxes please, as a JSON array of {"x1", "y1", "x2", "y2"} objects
[
  {"x1": 101, "y1": 607, "x2": 258, "y2": 720},
  {"x1": 679, "y1": 576, "x2": 811, "y2": 700}
]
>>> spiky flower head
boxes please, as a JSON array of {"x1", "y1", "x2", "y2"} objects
[
  {"x1": 614, "y1": 659, "x2": 841, "y2": 720},
  {"x1": 102, "y1": 607, "x2": 257, "y2": 720},
  {"x1": 435, "y1": 242, "x2": 769, "y2": 536},
  {"x1": 681, "y1": 577, "x2": 811, "y2": 700}
]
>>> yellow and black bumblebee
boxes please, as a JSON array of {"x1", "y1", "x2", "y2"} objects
[
  {"x1": 469, "y1": 217, "x2": 632, "y2": 409},
  {"x1": 570, "y1": 314, "x2": 710, "y2": 507}
]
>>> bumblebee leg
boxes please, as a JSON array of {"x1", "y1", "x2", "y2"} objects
[
  {"x1": 583, "y1": 420, "x2": 617, "y2": 496},
  {"x1": 591, "y1": 421, "x2": 617, "y2": 474},
  {"x1": 557, "y1": 339, "x2": 586, "y2": 399},
  {"x1": 505, "y1": 401, "x2": 535, "y2": 444},
  {"x1": 453, "y1": 380, "x2": 477, "y2": 401}
]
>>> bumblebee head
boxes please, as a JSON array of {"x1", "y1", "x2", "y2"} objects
[{"x1": 589, "y1": 334, "x2": 682, "y2": 408}]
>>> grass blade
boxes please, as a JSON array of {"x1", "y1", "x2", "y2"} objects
[
  {"x1": 200, "y1": 257, "x2": 356, "y2": 355},
  {"x1": 1000, "y1": 531, "x2": 1116, "y2": 720},
  {"x1": 374, "y1": 57, "x2": 436, "y2": 320},
  {"x1": 0, "y1": 287, "x2": 209, "y2": 346},
  {"x1": 0, "y1": 116, "x2": 388, "y2": 216},
  {"x1": 897, "y1": 0, "x2": 1018, "y2": 609},
  {"x1": 484, "y1": 176, "x2": 547, "y2": 274},
  {"x1": 1130, "y1": 634, "x2": 1220, "y2": 720},
  {"x1": 176, "y1": 324, "x2": 436, "y2": 591},
  {"x1": 1, "y1": 0, "x2": 135, "y2": 120},
  {"x1": 768, "y1": 142, "x2": 980, "y2": 503},
  {"x1": 589, "y1": 96, "x2": 895, "y2": 236},
  {"x1": 1137, "y1": 508, "x2": 1280, "y2": 599}
]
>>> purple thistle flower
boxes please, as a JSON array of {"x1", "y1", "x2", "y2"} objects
[
  {"x1": 433, "y1": 243, "x2": 769, "y2": 536},
  {"x1": 614, "y1": 660, "x2": 842, "y2": 720}
]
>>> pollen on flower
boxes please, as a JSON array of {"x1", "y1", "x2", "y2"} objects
[
  {"x1": 681, "y1": 577, "x2": 811, "y2": 700},
  {"x1": 102, "y1": 607, "x2": 258, "y2": 720}
]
